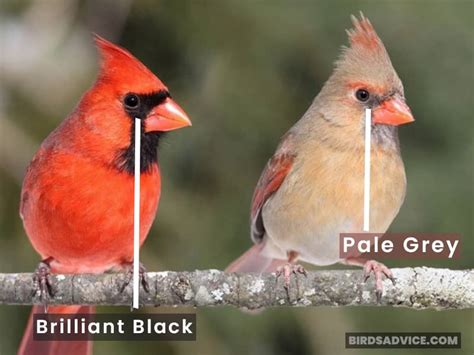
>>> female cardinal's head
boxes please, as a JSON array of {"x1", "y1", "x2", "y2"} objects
[
  {"x1": 315, "y1": 13, "x2": 414, "y2": 143},
  {"x1": 76, "y1": 35, "x2": 191, "y2": 173}
]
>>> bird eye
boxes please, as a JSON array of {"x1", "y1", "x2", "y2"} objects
[
  {"x1": 355, "y1": 89, "x2": 370, "y2": 102},
  {"x1": 124, "y1": 94, "x2": 140, "y2": 109}
]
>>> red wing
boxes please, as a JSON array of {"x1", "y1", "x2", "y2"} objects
[{"x1": 250, "y1": 134, "x2": 295, "y2": 243}]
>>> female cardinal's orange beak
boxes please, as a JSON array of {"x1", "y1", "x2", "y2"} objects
[
  {"x1": 145, "y1": 98, "x2": 192, "y2": 132},
  {"x1": 373, "y1": 96, "x2": 414, "y2": 126}
]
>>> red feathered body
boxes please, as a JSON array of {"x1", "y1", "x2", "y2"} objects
[
  {"x1": 18, "y1": 35, "x2": 191, "y2": 355},
  {"x1": 21, "y1": 112, "x2": 160, "y2": 274}
]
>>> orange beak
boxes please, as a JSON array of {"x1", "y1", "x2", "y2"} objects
[
  {"x1": 145, "y1": 97, "x2": 192, "y2": 132},
  {"x1": 373, "y1": 95, "x2": 414, "y2": 126}
]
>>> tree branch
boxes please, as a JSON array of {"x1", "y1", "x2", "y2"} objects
[{"x1": 0, "y1": 268, "x2": 472, "y2": 309}]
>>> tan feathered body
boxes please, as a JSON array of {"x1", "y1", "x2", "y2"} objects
[
  {"x1": 261, "y1": 107, "x2": 406, "y2": 265},
  {"x1": 227, "y1": 14, "x2": 414, "y2": 273}
]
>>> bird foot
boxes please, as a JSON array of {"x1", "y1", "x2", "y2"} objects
[
  {"x1": 362, "y1": 259, "x2": 395, "y2": 302},
  {"x1": 275, "y1": 263, "x2": 307, "y2": 291},
  {"x1": 32, "y1": 257, "x2": 54, "y2": 311},
  {"x1": 120, "y1": 262, "x2": 150, "y2": 293}
]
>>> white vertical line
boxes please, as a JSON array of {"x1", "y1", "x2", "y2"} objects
[
  {"x1": 133, "y1": 118, "x2": 141, "y2": 309},
  {"x1": 363, "y1": 109, "x2": 371, "y2": 232}
]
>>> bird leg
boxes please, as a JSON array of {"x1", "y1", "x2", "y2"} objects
[
  {"x1": 120, "y1": 262, "x2": 150, "y2": 293},
  {"x1": 32, "y1": 256, "x2": 54, "y2": 311},
  {"x1": 344, "y1": 257, "x2": 395, "y2": 302},
  {"x1": 275, "y1": 251, "x2": 307, "y2": 291}
]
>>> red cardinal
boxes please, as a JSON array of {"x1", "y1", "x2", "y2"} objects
[
  {"x1": 18, "y1": 35, "x2": 191, "y2": 355},
  {"x1": 227, "y1": 14, "x2": 414, "y2": 297}
]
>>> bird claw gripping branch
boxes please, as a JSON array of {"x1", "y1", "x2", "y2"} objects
[
  {"x1": 119, "y1": 262, "x2": 150, "y2": 294},
  {"x1": 275, "y1": 263, "x2": 308, "y2": 292},
  {"x1": 31, "y1": 257, "x2": 54, "y2": 311},
  {"x1": 362, "y1": 259, "x2": 395, "y2": 302}
]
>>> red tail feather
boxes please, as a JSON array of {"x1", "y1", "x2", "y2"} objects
[{"x1": 18, "y1": 305, "x2": 95, "y2": 355}]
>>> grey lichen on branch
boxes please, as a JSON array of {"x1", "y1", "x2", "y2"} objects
[{"x1": 0, "y1": 268, "x2": 472, "y2": 309}]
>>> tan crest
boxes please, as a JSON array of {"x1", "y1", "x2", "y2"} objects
[
  {"x1": 346, "y1": 12, "x2": 385, "y2": 53},
  {"x1": 329, "y1": 12, "x2": 401, "y2": 93}
]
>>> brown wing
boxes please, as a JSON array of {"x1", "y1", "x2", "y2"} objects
[{"x1": 251, "y1": 134, "x2": 295, "y2": 243}]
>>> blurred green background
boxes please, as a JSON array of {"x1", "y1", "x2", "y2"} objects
[{"x1": 0, "y1": 0, "x2": 472, "y2": 354}]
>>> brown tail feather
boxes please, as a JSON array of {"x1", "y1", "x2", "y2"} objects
[
  {"x1": 18, "y1": 305, "x2": 94, "y2": 355},
  {"x1": 226, "y1": 243, "x2": 285, "y2": 273}
]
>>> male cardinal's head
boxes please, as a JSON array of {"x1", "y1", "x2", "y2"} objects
[
  {"x1": 76, "y1": 35, "x2": 191, "y2": 173},
  {"x1": 316, "y1": 13, "x2": 414, "y2": 141}
]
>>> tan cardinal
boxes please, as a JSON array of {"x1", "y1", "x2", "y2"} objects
[{"x1": 227, "y1": 14, "x2": 414, "y2": 298}]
